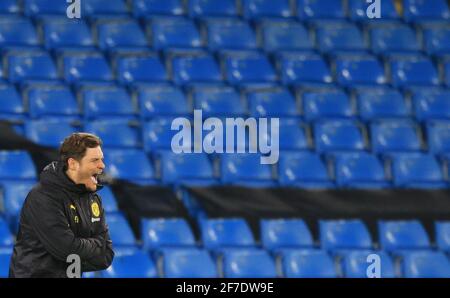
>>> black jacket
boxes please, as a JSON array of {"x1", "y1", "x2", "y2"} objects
[{"x1": 9, "y1": 161, "x2": 114, "y2": 278}]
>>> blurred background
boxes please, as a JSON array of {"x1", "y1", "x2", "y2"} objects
[{"x1": 1, "y1": 0, "x2": 450, "y2": 278}]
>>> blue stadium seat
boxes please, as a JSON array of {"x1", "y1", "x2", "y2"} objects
[
  {"x1": 313, "y1": 120, "x2": 366, "y2": 152},
  {"x1": 389, "y1": 153, "x2": 447, "y2": 188},
  {"x1": 0, "y1": 181, "x2": 35, "y2": 232},
  {"x1": 301, "y1": 88, "x2": 354, "y2": 120},
  {"x1": 348, "y1": 0, "x2": 399, "y2": 21},
  {"x1": 412, "y1": 88, "x2": 450, "y2": 121},
  {"x1": 136, "y1": 85, "x2": 189, "y2": 118},
  {"x1": 0, "y1": 16, "x2": 38, "y2": 47},
  {"x1": 0, "y1": 217, "x2": 14, "y2": 247},
  {"x1": 0, "y1": 0, "x2": 20, "y2": 14},
  {"x1": 143, "y1": 118, "x2": 188, "y2": 152},
  {"x1": 403, "y1": 0, "x2": 450, "y2": 22},
  {"x1": 82, "y1": 271, "x2": 98, "y2": 278},
  {"x1": 443, "y1": 57, "x2": 450, "y2": 87},
  {"x1": 201, "y1": 218, "x2": 255, "y2": 249},
  {"x1": 24, "y1": 120, "x2": 77, "y2": 147},
  {"x1": 24, "y1": 0, "x2": 67, "y2": 16},
  {"x1": 40, "y1": 17, "x2": 93, "y2": 49},
  {"x1": 378, "y1": 220, "x2": 430, "y2": 250},
  {"x1": 221, "y1": 154, "x2": 274, "y2": 186},
  {"x1": 148, "y1": 17, "x2": 202, "y2": 49},
  {"x1": 192, "y1": 86, "x2": 245, "y2": 117},
  {"x1": 80, "y1": 85, "x2": 135, "y2": 119},
  {"x1": 436, "y1": 221, "x2": 450, "y2": 252},
  {"x1": 0, "y1": 84, "x2": 25, "y2": 121},
  {"x1": 280, "y1": 249, "x2": 337, "y2": 278},
  {"x1": 114, "y1": 51, "x2": 167, "y2": 84},
  {"x1": 0, "y1": 67, "x2": 4, "y2": 84},
  {"x1": 102, "y1": 247, "x2": 157, "y2": 278},
  {"x1": 221, "y1": 249, "x2": 277, "y2": 278},
  {"x1": 222, "y1": 51, "x2": 277, "y2": 85},
  {"x1": 156, "y1": 151, "x2": 215, "y2": 184},
  {"x1": 389, "y1": 54, "x2": 439, "y2": 87},
  {"x1": 297, "y1": 0, "x2": 346, "y2": 20},
  {"x1": 333, "y1": 153, "x2": 389, "y2": 188},
  {"x1": 170, "y1": 51, "x2": 222, "y2": 85},
  {"x1": 260, "y1": 119, "x2": 309, "y2": 151},
  {"x1": 59, "y1": 50, "x2": 113, "y2": 83},
  {"x1": 132, "y1": 0, "x2": 185, "y2": 17},
  {"x1": 106, "y1": 213, "x2": 136, "y2": 246},
  {"x1": 261, "y1": 219, "x2": 313, "y2": 250},
  {"x1": 159, "y1": 248, "x2": 217, "y2": 278},
  {"x1": 369, "y1": 22, "x2": 421, "y2": 54},
  {"x1": 333, "y1": 53, "x2": 386, "y2": 86},
  {"x1": 96, "y1": 18, "x2": 148, "y2": 50},
  {"x1": 203, "y1": 18, "x2": 257, "y2": 50},
  {"x1": 247, "y1": 87, "x2": 299, "y2": 117},
  {"x1": 5, "y1": 50, "x2": 58, "y2": 83},
  {"x1": 0, "y1": 151, "x2": 36, "y2": 180},
  {"x1": 277, "y1": 52, "x2": 332, "y2": 84},
  {"x1": 85, "y1": 120, "x2": 140, "y2": 148},
  {"x1": 278, "y1": 151, "x2": 333, "y2": 188},
  {"x1": 81, "y1": 0, "x2": 129, "y2": 16},
  {"x1": 0, "y1": 247, "x2": 12, "y2": 277},
  {"x1": 401, "y1": 251, "x2": 450, "y2": 278},
  {"x1": 370, "y1": 120, "x2": 422, "y2": 153},
  {"x1": 355, "y1": 87, "x2": 410, "y2": 120},
  {"x1": 315, "y1": 21, "x2": 366, "y2": 53},
  {"x1": 141, "y1": 218, "x2": 196, "y2": 250},
  {"x1": 426, "y1": 121, "x2": 450, "y2": 153},
  {"x1": 103, "y1": 149, "x2": 155, "y2": 183},
  {"x1": 421, "y1": 22, "x2": 450, "y2": 55},
  {"x1": 26, "y1": 84, "x2": 79, "y2": 119},
  {"x1": 259, "y1": 19, "x2": 313, "y2": 52},
  {"x1": 188, "y1": 0, "x2": 237, "y2": 17},
  {"x1": 96, "y1": 186, "x2": 119, "y2": 213},
  {"x1": 242, "y1": 0, "x2": 293, "y2": 19},
  {"x1": 320, "y1": 219, "x2": 372, "y2": 250},
  {"x1": 339, "y1": 250, "x2": 396, "y2": 278}
]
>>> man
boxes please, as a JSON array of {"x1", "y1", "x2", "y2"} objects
[{"x1": 9, "y1": 133, "x2": 114, "y2": 278}]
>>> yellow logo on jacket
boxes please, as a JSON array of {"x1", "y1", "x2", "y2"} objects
[{"x1": 91, "y1": 202, "x2": 100, "y2": 217}]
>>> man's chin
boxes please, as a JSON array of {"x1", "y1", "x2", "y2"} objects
[{"x1": 84, "y1": 183, "x2": 97, "y2": 192}]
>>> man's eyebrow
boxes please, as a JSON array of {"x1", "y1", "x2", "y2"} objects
[{"x1": 90, "y1": 157, "x2": 104, "y2": 161}]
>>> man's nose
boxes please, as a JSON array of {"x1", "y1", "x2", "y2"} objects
[{"x1": 99, "y1": 160, "x2": 105, "y2": 170}]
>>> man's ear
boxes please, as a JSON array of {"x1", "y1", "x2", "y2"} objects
[{"x1": 67, "y1": 158, "x2": 79, "y2": 171}]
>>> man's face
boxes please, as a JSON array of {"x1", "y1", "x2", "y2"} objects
[{"x1": 71, "y1": 146, "x2": 105, "y2": 191}]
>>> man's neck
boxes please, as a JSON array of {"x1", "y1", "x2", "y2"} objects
[{"x1": 65, "y1": 169, "x2": 80, "y2": 185}]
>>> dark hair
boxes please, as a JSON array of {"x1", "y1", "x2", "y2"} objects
[{"x1": 59, "y1": 133, "x2": 102, "y2": 167}]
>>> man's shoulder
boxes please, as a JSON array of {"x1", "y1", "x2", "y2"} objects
[{"x1": 26, "y1": 182, "x2": 66, "y2": 204}]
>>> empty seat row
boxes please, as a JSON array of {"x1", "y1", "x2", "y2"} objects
[
  {"x1": 1, "y1": 147, "x2": 450, "y2": 188},
  {"x1": 3, "y1": 13, "x2": 450, "y2": 55},
  {"x1": 3, "y1": 0, "x2": 450, "y2": 22},
  {"x1": 139, "y1": 217, "x2": 450, "y2": 253},
  {"x1": 2, "y1": 49, "x2": 450, "y2": 88},
  {"x1": 2, "y1": 214, "x2": 450, "y2": 258},
  {"x1": 18, "y1": 117, "x2": 450, "y2": 156},
  {"x1": 2, "y1": 82, "x2": 450, "y2": 123},
  {"x1": 101, "y1": 247, "x2": 450, "y2": 278},
  {"x1": 1, "y1": 0, "x2": 449, "y2": 21},
  {"x1": 2, "y1": 243, "x2": 449, "y2": 278}
]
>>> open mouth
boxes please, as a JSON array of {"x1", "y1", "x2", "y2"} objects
[{"x1": 91, "y1": 173, "x2": 101, "y2": 185}]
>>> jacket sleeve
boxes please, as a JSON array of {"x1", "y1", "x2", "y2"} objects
[
  {"x1": 24, "y1": 191, "x2": 107, "y2": 263},
  {"x1": 81, "y1": 206, "x2": 114, "y2": 272}
]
